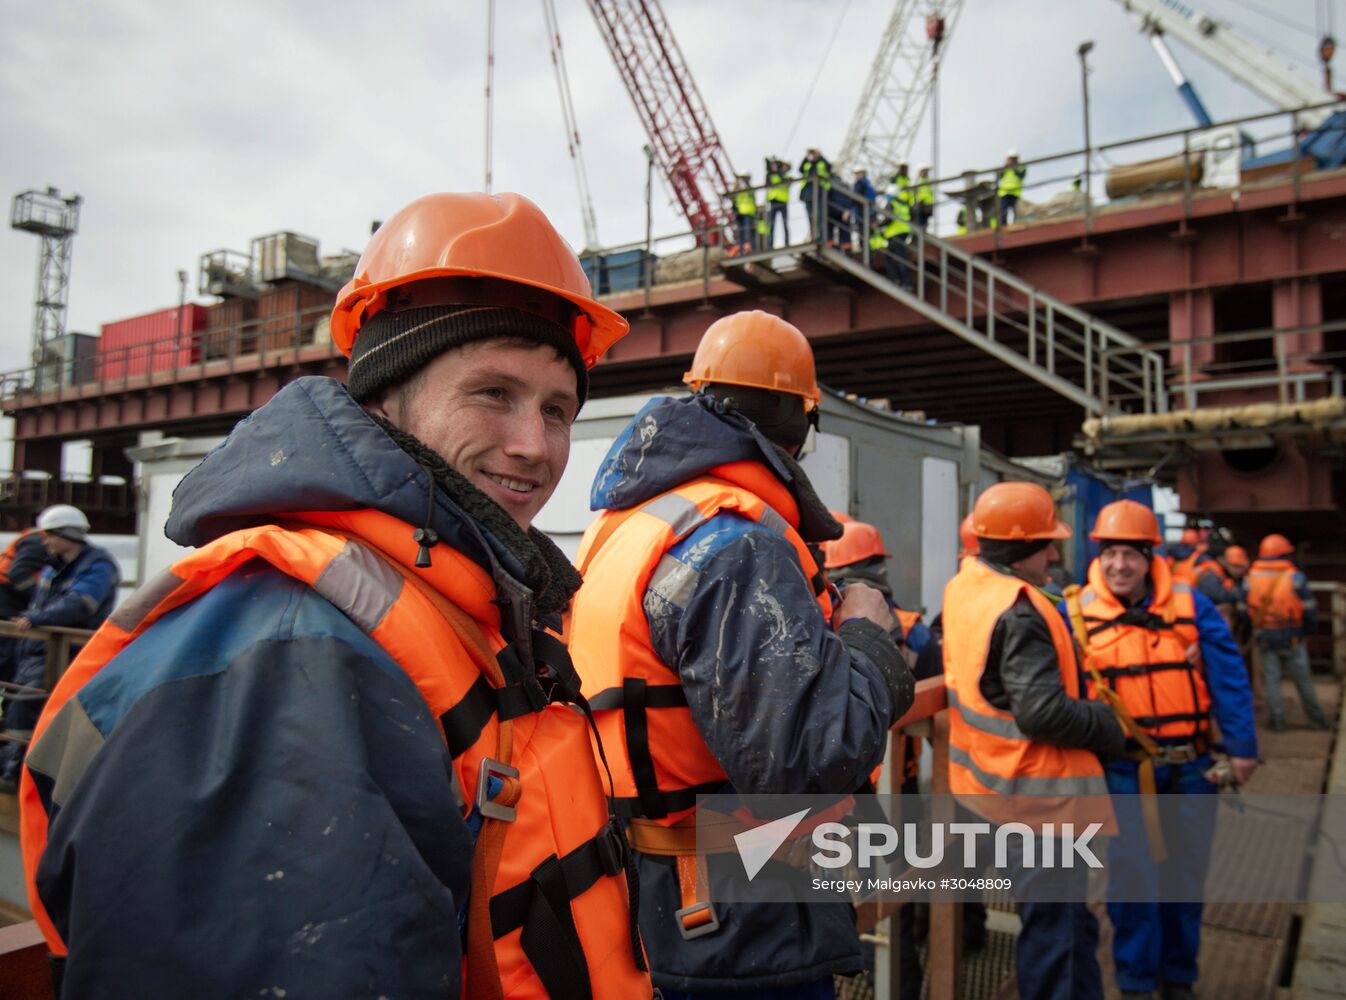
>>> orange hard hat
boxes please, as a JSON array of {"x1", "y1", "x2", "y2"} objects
[
  {"x1": 971, "y1": 482, "x2": 1071, "y2": 541},
  {"x1": 959, "y1": 513, "x2": 980, "y2": 557},
  {"x1": 821, "y1": 517, "x2": 889, "y2": 569},
  {"x1": 1223, "y1": 545, "x2": 1250, "y2": 569},
  {"x1": 1258, "y1": 533, "x2": 1294, "y2": 559},
  {"x1": 1090, "y1": 499, "x2": 1163, "y2": 545},
  {"x1": 330, "y1": 192, "x2": 628, "y2": 367},
  {"x1": 1180, "y1": 528, "x2": 1201, "y2": 547},
  {"x1": 683, "y1": 310, "x2": 821, "y2": 410}
]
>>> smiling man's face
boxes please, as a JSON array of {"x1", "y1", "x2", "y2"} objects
[{"x1": 372, "y1": 338, "x2": 579, "y2": 530}]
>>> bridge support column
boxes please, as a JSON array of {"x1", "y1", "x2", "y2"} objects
[
  {"x1": 1273, "y1": 277, "x2": 1325, "y2": 369},
  {"x1": 1168, "y1": 290, "x2": 1215, "y2": 405}
]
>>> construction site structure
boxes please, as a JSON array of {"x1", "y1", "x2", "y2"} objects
[{"x1": 10, "y1": 188, "x2": 82, "y2": 375}]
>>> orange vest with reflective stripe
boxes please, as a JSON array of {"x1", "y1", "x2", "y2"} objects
[
  {"x1": 20, "y1": 513, "x2": 648, "y2": 1000},
  {"x1": 1246, "y1": 558, "x2": 1303, "y2": 631},
  {"x1": 942, "y1": 558, "x2": 1109, "y2": 808},
  {"x1": 569, "y1": 461, "x2": 833, "y2": 825},
  {"x1": 1077, "y1": 557, "x2": 1210, "y2": 741}
]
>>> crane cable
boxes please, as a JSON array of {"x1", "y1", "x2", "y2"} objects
[
  {"x1": 782, "y1": 0, "x2": 855, "y2": 155},
  {"x1": 542, "y1": 0, "x2": 601, "y2": 249}
]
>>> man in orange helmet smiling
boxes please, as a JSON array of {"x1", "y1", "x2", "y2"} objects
[{"x1": 17, "y1": 193, "x2": 651, "y2": 999}]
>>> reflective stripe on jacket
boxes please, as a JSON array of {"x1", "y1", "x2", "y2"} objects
[
  {"x1": 942, "y1": 558, "x2": 1109, "y2": 804},
  {"x1": 1247, "y1": 558, "x2": 1303, "y2": 632},
  {"x1": 766, "y1": 172, "x2": 790, "y2": 203},
  {"x1": 732, "y1": 190, "x2": 757, "y2": 216},
  {"x1": 21, "y1": 516, "x2": 648, "y2": 1000},
  {"x1": 570, "y1": 461, "x2": 833, "y2": 825},
  {"x1": 1077, "y1": 556, "x2": 1211, "y2": 741}
]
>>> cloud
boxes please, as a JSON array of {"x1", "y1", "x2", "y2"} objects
[{"x1": 0, "y1": 0, "x2": 1332, "y2": 381}]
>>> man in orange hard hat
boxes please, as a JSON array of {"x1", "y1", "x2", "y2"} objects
[
  {"x1": 569, "y1": 309, "x2": 915, "y2": 997},
  {"x1": 1193, "y1": 536, "x2": 1245, "y2": 632},
  {"x1": 1247, "y1": 534, "x2": 1326, "y2": 731},
  {"x1": 943, "y1": 481, "x2": 1123, "y2": 1000},
  {"x1": 17, "y1": 193, "x2": 651, "y2": 998},
  {"x1": 821, "y1": 515, "x2": 931, "y2": 659},
  {"x1": 1065, "y1": 500, "x2": 1256, "y2": 1000},
  {"x1": 1167, "y1": 526, "x2": 1206, "y2": 585}
]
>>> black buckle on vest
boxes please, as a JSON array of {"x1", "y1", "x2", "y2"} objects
[{"x1": 595, "y1": 821, "x2": 626, "y2": 878}]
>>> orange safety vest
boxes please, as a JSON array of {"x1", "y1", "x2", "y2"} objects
[
  {"x1": 569, "y1": 460, "x2": 834, "y2": 825},
  {"x1": 20, "y1": 513, "x2": 648, "y2": 1000},
  {"x1": 895, "y1": 607, "x2": 922, "y2": 643},
  {"x1": 1076, "y1": 557, "x2": 1210, "y2": 741},
  {"x1": 942, "y1": 558, "x2": 1110, "y2": 812},
  {"x1": 0, "y1": 527, "x2": 38, "y2": 588},
  {"x1": 1246, "y1": 558, "x2": 1303, "y2": 631},
  {"x1": 1170, "y1": 550, "x2": 1203, "y2": 586}
]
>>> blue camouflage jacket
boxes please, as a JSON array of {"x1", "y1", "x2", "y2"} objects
[{"x1": 589, "y1": 394, "x2": 911, "y2": 993}]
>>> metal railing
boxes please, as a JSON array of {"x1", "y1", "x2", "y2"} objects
[
  {"x1": 0, "y1": 304, "x2": 339, "y2": 407},
  {"x1": 819, "y1": 221, "x2": 1167, "y2": 416},
  {"x1": 1103, "y1": 321, "x2": 1346, "y2": 411},
  {"x1": 0, "y1": 473, "x2": 133, "y2": 515},
  {"x1": 0, "y1": 620, "x2": 95, "y2": 754}
]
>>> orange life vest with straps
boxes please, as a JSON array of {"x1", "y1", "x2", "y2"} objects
[
  {"x1": 1076, "y1": 556, "x2": 1210, "y2": 742},
  {"x1": 20, "y1": 512, "x2": 649, "y2": 1000},
  {"x1": 1246, "y1": 558, "x2": 1304, "y2": 631},
  {"x1": 568, "y1": 461, "x2": 835, "y2": 826},
  {"x1": 942, "y1": 558, "x2": 1110, "y2": 812}
]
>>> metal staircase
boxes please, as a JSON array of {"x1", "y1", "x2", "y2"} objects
[{"x1": 724, "y1": 224, "x2": 1168, "y2": 417}]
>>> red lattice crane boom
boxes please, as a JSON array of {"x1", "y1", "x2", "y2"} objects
[{"x1": 585, "y1": 0, "x2": 738, "y2": 235}]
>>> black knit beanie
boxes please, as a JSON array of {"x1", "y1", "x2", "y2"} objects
[
  {"x1": 1097, "y1": 539, "x2": 1153, "y2": 561},
  {"x1": 979, "y1": 537, "x2": 1052, "y2": 566},
  {"x1": 346, "y1": 304, "x2": 589, "y2": 405}
]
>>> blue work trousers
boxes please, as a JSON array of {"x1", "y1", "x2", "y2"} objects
[
  {"x1": 1104, "y1": 756, "x2": 1216, "y2": 993},
  {"x1": 768, "y1": 201, "x2": 789, "y2": 247},
  {"x1": 1260, "y1": 641, "x2": 1327, "y2": 727},
  {"x1": 1005, "y1": 837, "x2": 1102, "y2": 1000}
]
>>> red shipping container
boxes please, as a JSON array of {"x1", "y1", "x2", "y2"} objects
[{"x1": 97, "y1": 304, "x2": 207, "y2": 381}]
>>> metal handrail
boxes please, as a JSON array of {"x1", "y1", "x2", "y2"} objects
[
  {"x1": 0, "y1": 304, "x2": 339, "y2": 407},
  {"x1": 1103, "y1": 322, "x2": 1346, "y2": 410}
]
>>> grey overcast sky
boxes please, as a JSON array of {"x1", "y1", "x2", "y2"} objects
[{"x1": 0, "y1": 0, "x2": 1338, "y2": 373}]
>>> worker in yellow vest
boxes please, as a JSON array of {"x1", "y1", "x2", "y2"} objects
[
  {"x1": 943, "y1": 481, "x2": 1122, "y2": 1000},
  {"x1": 871, "y1": 188, "x2": 914, "y2": 291},
  {"x1": 1247, "y1": 533, "x2": 1326, "y2": 731},
  {"x1": 730, "y1": 173, "x2": 758, "y2": 255},
  {"x1": 799, "y1": 147, "x2": 834, "y2": 241},
  {"x1": 1065, "y1": 500, "x2": 1257, "y2": 1000},
  {"x1": 569, "y1": 310, "x2": 915, "y2": 997},
  {"x1": 913, "y1": 164, "x2": 934, "y2": 230},
  {"x1": 997, "y1": 149, "x2": 1026, "y2": 226}
]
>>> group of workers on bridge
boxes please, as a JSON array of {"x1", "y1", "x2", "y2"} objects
[
  {"x1": 0, "y1": 189, "x2": 1325, "y2": 1000},
  {"x1": 729, "y1": 148, "x2": 1028, "y2": 259}
]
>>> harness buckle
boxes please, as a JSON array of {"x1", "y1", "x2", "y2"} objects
[
  {"x1": 675, "y1": 901, "x2": 720, "y2": 940},
  {"x1": 476, "y1": 757, "x2": 520, "y2": 822},
  {"x1": 1154, "y1": 743, "x2": 1198, "y2": 765},
  {"x1": 595, "y1": 821, "x2": 627, "y2": 877}
]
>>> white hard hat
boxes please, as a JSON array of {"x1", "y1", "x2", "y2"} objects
[
  {"x1": 918, "y1": 163, "x2": 931, "y2": 173},
  {"x1": 1007, "y1": 148, "x2": 1019, "y2": 158},
  {"x1": 37, "y1": 504, "x2": 90, "y2": 540}
]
